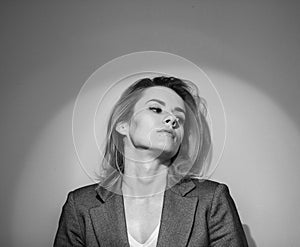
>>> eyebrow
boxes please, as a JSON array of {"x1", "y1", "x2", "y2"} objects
[{"x1": 146, "y1": 99, "x2": 186, "y2": 114}]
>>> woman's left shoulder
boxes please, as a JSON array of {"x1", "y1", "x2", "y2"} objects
[{"x1": 187, "y1": 178, "x2": 231, "y2": 199}]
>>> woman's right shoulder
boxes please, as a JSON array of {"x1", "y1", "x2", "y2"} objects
[
  {"x1": 70, "y1": 183, "x2": 99, "y2": 194},
  {"x1": 65, "y1": 183, "x2": 101, "y2": 208}
]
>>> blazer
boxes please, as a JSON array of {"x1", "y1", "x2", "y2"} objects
[{"x1": 54, "y1": 179, "x2": 248, "y2": 247}]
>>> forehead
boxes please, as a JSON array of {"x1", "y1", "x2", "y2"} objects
[{"x1": 134, "y1": 86, "x2": 185, "y2": 110}]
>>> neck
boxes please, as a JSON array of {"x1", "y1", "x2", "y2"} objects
[{"x1": 121, "y1": 157, "x2": 169, "y2": 198}]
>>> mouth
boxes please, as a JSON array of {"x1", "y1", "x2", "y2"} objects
[{"x1": 158, "y1": 129, "x2": 176, "y2": 138}]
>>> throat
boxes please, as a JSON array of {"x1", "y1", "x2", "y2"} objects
[{"x1": 122, "y1": 166, "x2": 168, "y2": 198}]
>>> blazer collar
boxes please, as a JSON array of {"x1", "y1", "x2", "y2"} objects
[
  {"x1": 95, "y1": 176, "x2": 123, "y2": 202},
  {"x1": 92, "y1": 178, "x2": 198, "y2": 247},
  {"x1": 95, "y1": 176, "x2": 196, "y2": 202},
  {"x1": 168, "y1": 178, "x2": 197, "y2": 196}
]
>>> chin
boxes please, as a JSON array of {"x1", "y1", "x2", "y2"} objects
[{"x1": 152, "y1": 145, "x2": 179, "y2": 160}]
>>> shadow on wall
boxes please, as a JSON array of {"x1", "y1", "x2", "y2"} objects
[{"x1": 243, "y1": 224, "x2": 257, "y2": 247}]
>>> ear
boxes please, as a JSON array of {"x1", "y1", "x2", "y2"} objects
[{"x1": 115, "y1": 122, "x2": 129, "y2": 136}]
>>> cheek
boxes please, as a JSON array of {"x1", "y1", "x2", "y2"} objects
[
  {"x1": 130, "y1": 114, "x2": 158, "y2": 133},
  {"x1": 178, "y1": 127, "x2": 185, "y2": 143}
]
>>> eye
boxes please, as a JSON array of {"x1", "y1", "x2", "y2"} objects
[
  {"x1": 176, "y1": 117, "x2": 185, "y2": 124},
  {"x1": 149, "y1": 106, "x2": 162, "y2": 113}
]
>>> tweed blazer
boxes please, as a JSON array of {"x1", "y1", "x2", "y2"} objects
[{"x1": 54, "y1": 179, "x2": 248, "y2": 247}]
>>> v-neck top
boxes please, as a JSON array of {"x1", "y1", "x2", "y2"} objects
[
  {"x1": 127, "y1": 222, "x2": 160, "y2": 247},
  {"x1": 54, "y1": 180, "x2": 249, "y2": 247}
]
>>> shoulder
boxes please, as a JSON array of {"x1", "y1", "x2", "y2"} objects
[
  {"x1": 191, "y1": 178, "x2": 228, "y2": 192},
  {"x1": 185, "y1": 179, "x2": 231, "y2": 201},
  {"x1": 70, "y1": 183, "x2": 98, "y2": 196},
  {"x1": 65, "y1": 183, "x2": 101, "y2": 209}
]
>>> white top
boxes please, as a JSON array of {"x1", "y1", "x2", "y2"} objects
[{"x1": 128, "y1": 223, "x2": 160, "y2": 247}]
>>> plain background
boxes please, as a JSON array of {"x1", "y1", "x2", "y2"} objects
[{"x1": 1, "y1": 1, "x2": 300, "y2": 246}]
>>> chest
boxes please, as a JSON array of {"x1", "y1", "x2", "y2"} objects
[{"x1": 123, "y1": 195, "x2": 164, "y2": 244}]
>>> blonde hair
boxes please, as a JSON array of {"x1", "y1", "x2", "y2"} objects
[{"x1": 98, "y1": 76, "x2": 212, "y2": 186}]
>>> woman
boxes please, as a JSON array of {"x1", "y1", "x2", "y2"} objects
[{"x1": 54, "y1": 76, "x2": 248, "y2": 246}]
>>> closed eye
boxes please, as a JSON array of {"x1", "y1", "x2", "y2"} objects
[
  {"x1": 176, "y1": 116, "x2": 185, "y2": 124},
  {"x1": 149, "y1": 106, "x2": 162, "y2": 113}
]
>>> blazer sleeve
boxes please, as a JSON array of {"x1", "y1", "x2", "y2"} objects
[
  {"x1": 208, "y1": 184, "x2": 248, "y2": 247},
  {"x1": 53, "y1": 192, "x2": 85, "y2": 247}
]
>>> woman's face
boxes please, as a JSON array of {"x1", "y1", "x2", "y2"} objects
[{"x1": 123, "y1": 86, "x2": 186, "y2": 159}]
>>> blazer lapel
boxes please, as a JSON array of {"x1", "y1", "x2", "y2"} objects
[
  {"x1": 90, "y1": 181, "x2": 129, "y2": 247},
  {"x1": 90, "y1": 178, "x2": 198, "y2": 247},
  {"x1": 157, "y1": 180, "x2": 198, "y2": 247}
]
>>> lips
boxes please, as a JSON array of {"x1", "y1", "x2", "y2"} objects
[{"x1": 158, "y1": 129, "x2": 175, "y2": 138}]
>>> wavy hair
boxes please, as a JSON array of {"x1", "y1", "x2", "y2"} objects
[{"x1": 98, "y1": 76, "x2": 212, "y2": 186}]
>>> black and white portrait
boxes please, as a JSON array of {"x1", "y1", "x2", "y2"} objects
[{"x1": 1, "y1": 1, "x2": 299, "y2": 247}]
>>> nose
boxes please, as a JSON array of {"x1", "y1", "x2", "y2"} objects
[{"x1": 163, "y1": 114, "x2": 178, "y2": 129}]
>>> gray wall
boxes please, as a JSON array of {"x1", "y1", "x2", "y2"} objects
[{"x1": 1, "y1": 1, "x2": 299, "y2": 246}]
